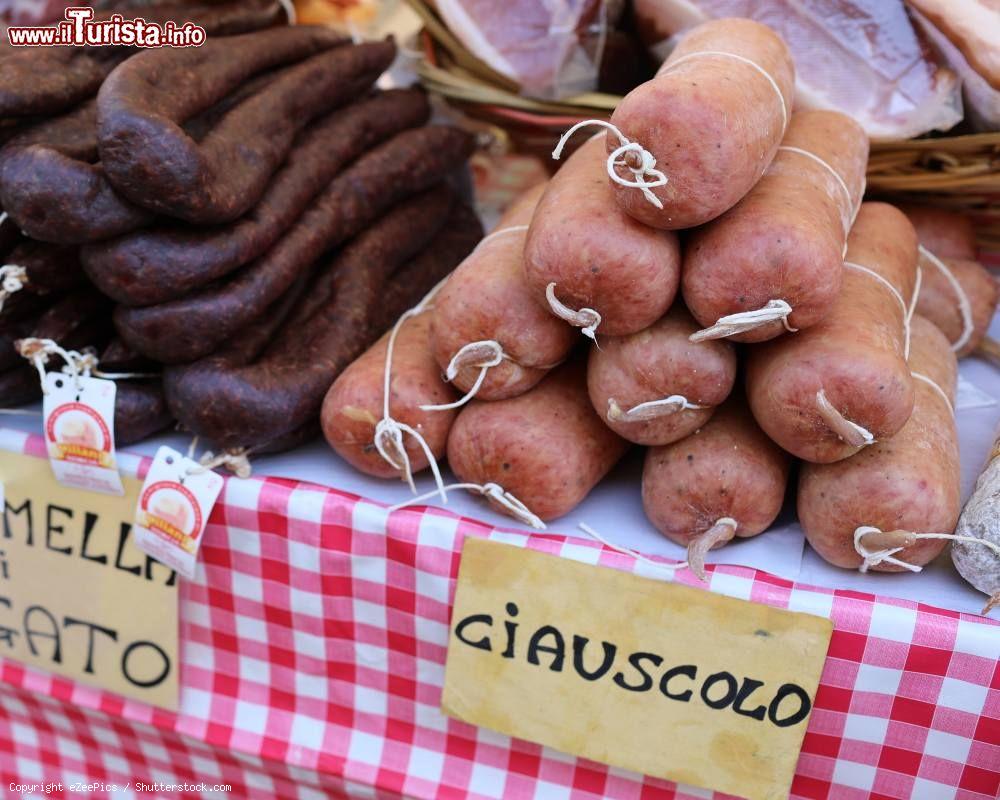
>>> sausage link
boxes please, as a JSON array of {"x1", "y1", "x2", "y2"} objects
[
  {"x1": 746, "y1": 203, "x2": 919, "y2": 463},
  {"x1": 83, "y1": 89, "x2": 431, "y2": 306},
  {"x1": 642, "y1": 393, "x2": 790, "y2": 578},
  {"x1": 587, "y1": 305, "x2": 736, "y2": 446},
  {"x1": 431, "y1": 183, "x2": 578, "y2": 401},
  {"x1": 99, "y1": 34, "x2": 395, "y2": 223},
  {"x1": 447, "y1": 358, "x2": 628, "y2": 521},
  {"x1": 114, "y1": 126, "x2": 473, "y2": 363},
  {"x1": 163, "y1": 187, "x2": 478, "y2": 450},
  {"x1": 798, "y1": 316, "x2": 959, "y2": 570},
  {"x1": 607, "y1": 18, "x2": 794, "y2": 229},
  {"x1": 524, "y1": 133, "x2": 680, "y2": 336},
  {"x1": 682, "y1": 110, "x2": 869, "y2": 342}
]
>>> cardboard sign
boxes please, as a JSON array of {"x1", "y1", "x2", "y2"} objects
[
  {"x1": 443, "y1": 539, "x2": 833, "y2": 800},
  {"x1": 0, "y1": 451, "x2": 178, "y2": 710},
  {"x1": 42, "y1": 371, "x2": 123, "y2": 496},
  {"x1": 132, "y1": 446, "x2": 224, "y2": 580}
]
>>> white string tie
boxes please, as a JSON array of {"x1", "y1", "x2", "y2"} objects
[
  {"x1": 420, "y1": 340, "x2": 507, "y2": 412},
  {"x1": 844, "y1": 260, "x2": 918, "y2": 359},
  {"x1": 552, "y1": 120, "x2": 667, "y2": 209},
  {"x1": 689, "y1": 299, "x2": 797, "y2": 342},
  {"x1": 911, "y1": 371, "x2": 955, "y2": 417},
  {"x1": 0, "y1": 265, "x2": 27, "y2": 311},
  {"x1": 69, "y1": 349, "x2": 158, "y2": 381},
  {"x1": 918, "y1": 245, "x2": 974, "y2": 353},
  {"x1": 195, "y1": 449, "x2": 252, "y2": 479},
  {"x1": 607, "y1": 395, "x2": 704, "y2": 423},
  {"x1": 578, "y1": 523, "x2": 690, "y2": 574},
  {"x1": 815, "y1": 388, "x2": 874, "y2": 448},
  {"x1": 17, "y1": 337, "x2": 83, "y2": 392},
  {"x1": 777, "y1": 146, "x2": 854, "y2": 235},
  {"x1": 375, "y1": 283, "x2": 449, "y2": 501},
  {"x1": 854, "y1": 526, "x2": 1000, "y2": 574},
  {"x1": 389, "y1": 482, "x2": 546, "y2": 530},
  {"x1": 545, "y1": 283, "x2": 601, "y2": 339},
  {"x1": 663, "y1": 50, "x2": 788, "y2": 131}
]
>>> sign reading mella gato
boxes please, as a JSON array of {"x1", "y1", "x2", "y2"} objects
[
  {"x1": 443, "y1": 539, "x2": 832, "y2": 800},
  {"x1": 0, "y1": 451, "x2": 178, "y2": 710}
]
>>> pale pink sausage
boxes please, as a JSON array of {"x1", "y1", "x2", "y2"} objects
[
  {"x1": 746, "y1": 203, "x2": 918, "y2": 463},
  {"x1": 682, "y1": 110, "x2": 869, "y2": 343},
  {"x1": 430, "y1": 183, "x2": 576, "y2": 401},
  {"x1": 916, "y1": 254, "x2": 998, "y2": 357},
  {"x1": 798, "y1": 316, "x2": 960, "y2": 571},
  {"x1": 642, "y1": 393, "x2": 790, "y2": 579},
  {"x1": 447, "y1": 359, "x2": 628, "y2": 521},
  {"x1": 586, "y1": 305, "x2": 736, "y2": 445},
  {"x1": 607, "y1": 18, "x2": 795, "y2": 229},
  {"x1": 321, "y1": 311, "x2": 456, "y2": 480},
  {"x1": 524, "y1": 133, "x2": 681, "y2": 337}
]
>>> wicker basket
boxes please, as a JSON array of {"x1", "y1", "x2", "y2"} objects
[{"x1": 405, "y1": 0, "x2": 1000, "y2": 254}]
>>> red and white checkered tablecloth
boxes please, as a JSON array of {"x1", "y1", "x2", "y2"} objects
[{"x1": 0, "y1": 429, "x2": 997, "y2": 800}]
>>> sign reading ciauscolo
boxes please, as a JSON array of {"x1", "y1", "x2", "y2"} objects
[
  {"x1": 0, "y1": 451, "x2": 178, "y2": 711},
  {"x1": 442, "y1": 538, "x2": 832, "y2": 800}
]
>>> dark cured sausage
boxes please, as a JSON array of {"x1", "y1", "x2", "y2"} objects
[
  {"x1": 98, "y1": 32, "x2": 396, "y2": 223},
  {"x1": 83, "y1": 89, "x2": 431, "y2": 306},
  {"x1": 0, "y1": 1, "x2": 285, "y2": 118},
  {"x1": 114, "y1": 125, "x2": 473, "y2": 363},
  {"x1": 114, "y1": 381, "x2": 173, "y2": 445},
  {"x1": 0, "y1": 68, "x2": 285, "y2": 244},
  {"x1": 163, "y1": 189, "x2": 480, "y2": 450}
]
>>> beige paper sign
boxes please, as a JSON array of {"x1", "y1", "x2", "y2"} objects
[
  {"x1": 0, "y1": 451, "x2": 178, "y2": 710},
  {"x1": 443, "y1": 539, "x2": 832, "y2": 800}
]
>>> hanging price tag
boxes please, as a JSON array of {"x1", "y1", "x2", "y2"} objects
[
  {"x1": 132, "y1": 446, "x2": 224, "y2": 579},
  {"x1": 42, "y1": 371, "x2": 124, "y2": 495}
]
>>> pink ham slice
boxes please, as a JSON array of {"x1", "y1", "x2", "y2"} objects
[
  {"x1": 434, "y1": 0, "x2": 620, "y2": 99},
  {"x1": 633, "y1": 0, "x2": 963, "y2": 140}
]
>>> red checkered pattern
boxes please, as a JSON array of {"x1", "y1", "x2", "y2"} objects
[{"x1": 1, "y1": 429, "x2": 997, "y2": 800}]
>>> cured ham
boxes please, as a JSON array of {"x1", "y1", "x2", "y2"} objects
[{"x1": 633, "y1": 0, "x2": 963, "y2": 140}]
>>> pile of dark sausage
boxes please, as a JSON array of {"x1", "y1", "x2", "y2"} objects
[
  {"x1": 321, "y1": 17, "x2": 1000, "y2": 598},
  {"x1": 0, "y1": 2, "x2": 480, "y2": 450}
]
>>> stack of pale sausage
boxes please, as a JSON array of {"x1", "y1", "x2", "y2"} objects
[
  {"x1": 0, "y1": 9, "x2": 482, "y2": 452},
  {"x1": 322, "y1": 17, "x2": 1000, "y2": 598}
]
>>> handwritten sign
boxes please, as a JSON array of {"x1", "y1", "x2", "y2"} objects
[
  {"x1": 0, "y1": 451, "x2": 178, "y2": 710},
  {"x1": 442, "y1": 539, "x2": 832, "y2": 800}
]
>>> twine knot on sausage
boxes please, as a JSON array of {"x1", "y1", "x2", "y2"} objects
[
  {"x1": 389, "y1": 481, "x2": 546, "y2": 530},
  {"x1": 552, "y1": 121, "x2": 667, "y2": 210},
  {"x1": 16, "y1": 337, "x2": 85, "y2": 392},
  {"x1": 421, "y1": 340, "x2": 507, "y2": 412},
  {"x1": 545, "y1": 283, "x2": 602, "y2": 340},
  {"x1": 0, "y1": 265, "x2": 27, "y2": 311},
  {"x1": 690, "y1": 299, "x2": 797, "y2": 342},
  {"x1": 687, "y1": 517, "x2": 738, "y2": 582},
  {"x1": 376, "y1": 288, "x2": 449, "y2": 501},
  {"x1": 854, "y1": 526, "x2": 1000, "y2": 574},
  {"x1": 197, "y1": 449, "x2": 252, "y2": 479},
  {"x1": 607, "y1": 395, "x2": 704, "y2": 423}
]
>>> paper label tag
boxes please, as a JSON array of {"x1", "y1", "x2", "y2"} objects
[
  {"x1": 443, "y1": 539, "x2": 833, "y2": 800},
  {"x1": 42, "y1": 372, "x2": 123, "y2": 495},
  {"x1": 132, "y1": 446, "x2": 224, "y2": 580},
  {"x1": 0, "y1": 449, "x2": 178, "y2": 710}
]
